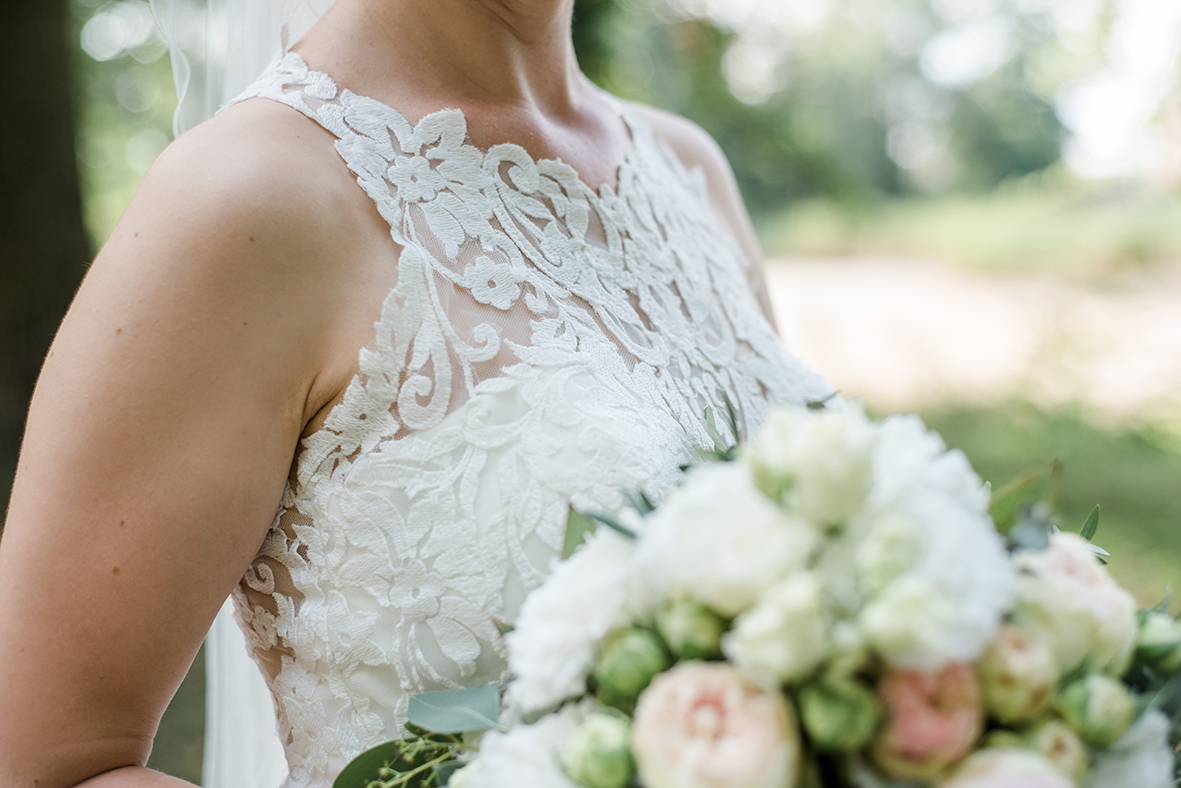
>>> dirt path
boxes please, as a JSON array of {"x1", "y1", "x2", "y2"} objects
[{"x1": 765, "y1": 257, "x2": 1181, "y2": 427}]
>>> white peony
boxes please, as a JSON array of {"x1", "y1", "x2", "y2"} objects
[
  {"x1": 854, "y1": 511, "x2": 924, "y2": 597},
  {"x1": 723, "y1": 572, "x2": 830, "y2": 684},
  {"x1": 1012, "y1": 532, "x2": 1138, "y2": 675},
  {"x1": 871, "y1": 414, "x2": 990, "y2": 514},
  {"x1": 637, "y1": 462, "x2": 818, "y2": 617},
  {"x1": 463, "y1": 702, "x2": 589, "y2": 788},
  {"x1": 743, "y1": 404, "x2": 877, "y2": 527},
  {"x1": 506, "y1": 529, "x2": 643, "y2": 715},
  {"x1": 857, "y1": 495, "x2": 1012, "y2": 669},
  {"x1": 1084, "y1": 709, "x2": 1175, "y2": 788}
]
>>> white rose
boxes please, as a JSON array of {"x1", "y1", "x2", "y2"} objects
[
  {"x1": 860, "y1": 575, "x2": 956, "y2": 667},
  {"x1": 507, "y1": 529, "x2": 640, "y2": 714},
  {"x1": 1084, "y1": 709, "x2": 1175, "y2": 788},
  {"x1": 632, "y1": 662, "x2": 802, "y2": 788},
  {"x1": 744, "y1": 404, "x2": 876, "y2": 527},
  {"x1": 854, "y1": 511, "x2": 924, "y2": 597},
  {"x1": 940, "y1": 748, "x2": 1075, "y2": 788},
  {"x1": 637, "y1": 462, "x2": 818, "y2": 617},
  {"x1": 722, "y1": 573, "x2": 830, "y2": 684},
  {"x1": 1012, "y1": 532, "x2": 1138, "y2": 675}
]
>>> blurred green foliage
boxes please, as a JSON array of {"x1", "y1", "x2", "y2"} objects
[{"x1": 763, "y1": 172, "x2": 1181, "y2": 273}]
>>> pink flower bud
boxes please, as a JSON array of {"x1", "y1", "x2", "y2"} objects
[{"x1": 871, "y1": 663, "x2": 983, "y2": 781}]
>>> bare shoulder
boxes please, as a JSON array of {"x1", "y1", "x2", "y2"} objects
[
  {"x1": 623, "y1": 101, "x2": 778, "y2": 328},
  {"x1": 124, "y1": 97, "x2": 357, "y2": 265}
]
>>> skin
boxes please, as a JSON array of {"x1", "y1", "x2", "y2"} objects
[{"x1": 0, "y1": 0, "x2": 776, "y2": 785}]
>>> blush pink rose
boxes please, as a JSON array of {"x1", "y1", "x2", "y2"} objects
[
  {"x1": 871, "y1": 663, "x2": 984, "y2": 781},
  {"x1": 940, "y1": 748, "x2": 1075, "y2": 788},
  {"x1": 631, "y1": 662, "x2": 801, "y2": 788}
]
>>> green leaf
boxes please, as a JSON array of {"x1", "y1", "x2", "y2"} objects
[
  {"x1": 806, "y1": 390, "x2": 839, "y2": 410},
  {"x1": 563, "y1": 509, "x2": 598, "y2": 559},
  {"x1": 621, "y1": 489, "x2": 655, "y2": 516},
  {"x1": 333, "y1": 741, "x2": 403, "y2": 788},
  {"x1": 721, "y1": 392, "x2": 740, "y2": 441},
  {"x1": 1080, "y1": 505, "x2": 1101, "y2": 541},
  {"x1": 435, "y1": 760, "x2": 463, "y2": 786},
  {"x1": 587, "y1": 511, "x2": 637, "y2": 540},
  {"x1": 408, "y1": 685, "x2": 500, "y2": 734},
  {"x1": 704, "y1": 406, "x2": 727, "y2": 454},
  {"x1": 494, "y1": 621, "x2": 514, "y2": 636}
]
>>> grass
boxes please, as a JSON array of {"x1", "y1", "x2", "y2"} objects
[{"x1": 760, "y1": 171, "x2": 1181, "y2": 277}]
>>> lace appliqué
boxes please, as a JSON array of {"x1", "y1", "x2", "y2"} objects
[{"x1": 228, "y1": 52, "x2": 832, "y2": 787}]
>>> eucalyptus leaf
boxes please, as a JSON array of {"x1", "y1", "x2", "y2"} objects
[
  {"x1": 1080, "y1": 505, "x2": 1100, "y2": 541},
  {"x1": 563, "y1": 509, "x2": 598, "y2": 559},
  {"x1": 407, "y1": 685, "x2": 500, "y2": 734},
  {"x1": 1008, "y1": 504, "x2": 1054, "y2": 552}
]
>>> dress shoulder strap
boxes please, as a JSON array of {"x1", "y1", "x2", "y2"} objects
[{"x1": 228, "y1": 51, "x2": 351, "y2": 138}]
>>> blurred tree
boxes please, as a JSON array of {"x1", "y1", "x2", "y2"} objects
[
  {"x1": 0, "y1": 0, "x2": 90, "y2": 511},
  {"x1": 572, "y1": 0, "x2": 1072, "y2": 221}
]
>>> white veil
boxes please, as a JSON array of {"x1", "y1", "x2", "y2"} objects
[
  {"x1": 148, "y1": 2, "x2": 337, "y2": 785},
  {"x1": 150, "y1": 0, "x2": 336, "y2": 136}
]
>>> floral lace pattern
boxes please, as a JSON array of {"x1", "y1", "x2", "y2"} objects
[{"x1": 228, "y1": 52, "x2": 832, "y2": 787}]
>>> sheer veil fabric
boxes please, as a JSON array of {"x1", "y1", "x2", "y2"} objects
[
  {"x1": 149, "y1": 3, "x2": 335, "y2": 784},
  {"x1": 150, "y1": 0, "x2": 336, "y2": 136}
]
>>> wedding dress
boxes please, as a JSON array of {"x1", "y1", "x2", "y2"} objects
[{"x1": 208, "y1": 51, "x2": 833, "y2": 788}]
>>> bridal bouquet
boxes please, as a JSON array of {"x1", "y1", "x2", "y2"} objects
[{"x1": 338, "y1": 404, "x2": 1181, "y2": 788}]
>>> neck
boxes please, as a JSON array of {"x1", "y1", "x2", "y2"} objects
[{"x1": 312, "y1": 0, "x2": 582, "y2": 115}]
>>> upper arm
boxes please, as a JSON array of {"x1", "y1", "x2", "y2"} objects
[
  {"x1": 0, "y1": 104, "x2": 354, "y2": 786},
  {"x1": 625, "y1": 103, "x2": 779, "y2": 331}
]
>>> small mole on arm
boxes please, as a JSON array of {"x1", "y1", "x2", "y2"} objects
[
  {"x1": 119, "y1": 520, "x2": 125, "y2": 527},
  {"x1": 112, "y1": 566, "x2": 120, "y2": 575},
  {"x1": 249, "y1": 235, "x2": 255, "y2": 242},
  {"x1": 134, "y1": 232, "x2": 139, "y2": 238},
  {"x1": 115, "y1": 327, "x2": 122, "y2": 335}
]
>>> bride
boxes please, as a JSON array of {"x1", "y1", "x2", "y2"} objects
[{"x1": 0, "y1": 0, "x2": 832, "y2": 785}]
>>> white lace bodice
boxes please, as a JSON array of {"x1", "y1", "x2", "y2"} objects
[{"x1": 228, "y1": 52, "x2": 832, "y2": 787}]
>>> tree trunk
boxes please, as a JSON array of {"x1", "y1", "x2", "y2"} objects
[{"x1": 0, "y1": 0, "x2": 90, "y2": 511}]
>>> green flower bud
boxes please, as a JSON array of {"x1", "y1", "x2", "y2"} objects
[
  {"x1": 798, "y1": 676, "x2": 882, "y2": 752},
  {"x1": 1026, "y1": 718, "x2": 1088, "y2": 783},
  {"x1": 977, "y1": 625, "x2": 1057, "y2": 724},
  {"x1": 562, "y1": 713, "x2": 635, "y2": 788},
  {"x1": 656, "y1": 598, "x2": 727, "y2": 660},
  {"x1": 980, "y1": 729, "x2": 1028, "y2": 750},
  {"x1": 592, "y1": 628, "x2": 671, "y2": 703},
  {"x1": 1137, "y1": 611, "x2": 1181, "y2": 674},
  {"x1": 1055, "y1": 674, "x2": 1135, "y2": 748}
]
